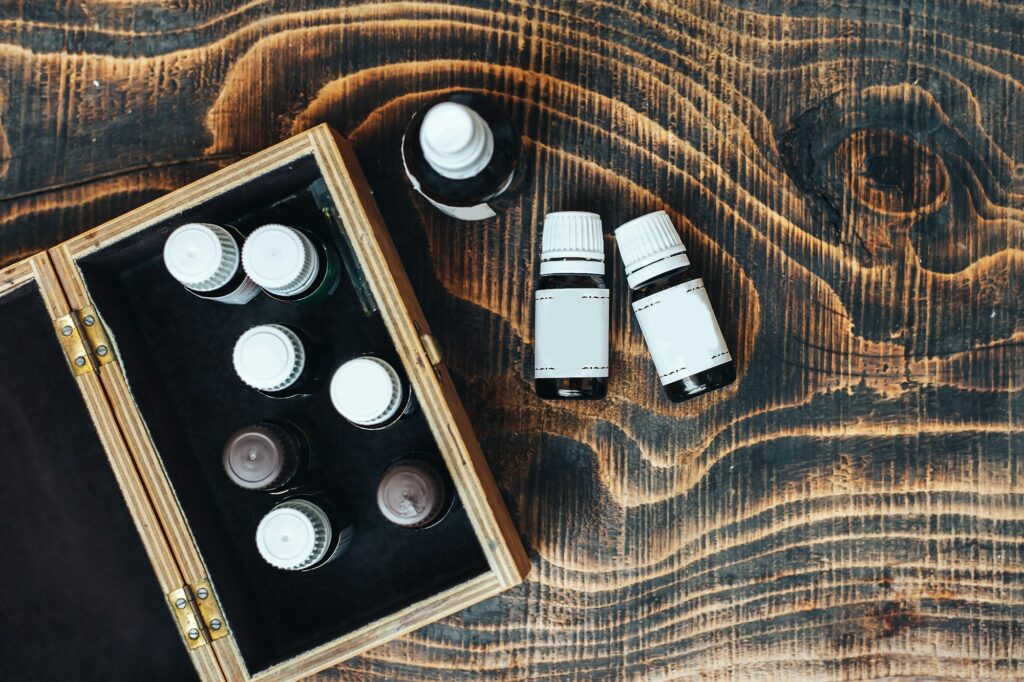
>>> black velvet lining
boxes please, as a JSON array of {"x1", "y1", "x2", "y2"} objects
[
  {"x1": 78, "y1": 155, "x2": 489, "y2": 674},
  {"x1": 0, "y1": 282, "x2": 197, "y2": 682}
]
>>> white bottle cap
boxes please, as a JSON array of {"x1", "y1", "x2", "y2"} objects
[
  {"x1": 614, "y1": 211, "x2": 692, "y2": 288},
  {"x1": 233, "y1": 324, "x2": 306, "y2": 393},
  {"x1": 241, "y1": 224, "x2": 318, "y2": 297},
  {"x1": 330, "y1": 356, "x2": 403, "y2": 427},
  {"x1": 163, "y1": 223, "x2": 241, "y2": 292},
  {"x1": 256, "y1": 499, "x2": 331, "y2": 570},
  {"x1": 540, "y1": 211, "x2": 605, "y2": 275},
  {"x1": 419, "y1": 101, "x2": 494, "y2": 180}
]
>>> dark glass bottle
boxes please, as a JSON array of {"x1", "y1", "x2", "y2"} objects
[
  {"x1": 232, "y1": 324, "x2": 328, "y2": 399},
  {"x1": 222, "y1": 420, "x2": 317, "y2": 493},
  {"x1": 534, "y1": 212, "x2": 609, "y2": 400},
  {"x1": 615, "y1": 211, "x2": 736, "y2": 403},
  {"x1": 376, "y1": 457, "x2": 455, "y2": 529},
  {"x1": 241, "y1": 223, "x2": 341, "y2": 304},
  {"x1": 163, "y1": 223, "x2": 261, "y2": 304},
  {"x1": 329, "y1": 355, "x2": 416, "y2": 429},
  {"x1": 402, "y1": 91, "x2": 527, "y2": 221},
  {"x1": 255, "y1": 492, "x2": 354, "y2": 571}
]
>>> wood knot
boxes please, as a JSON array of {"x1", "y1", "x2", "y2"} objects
[{"x1": 833, "y1": 130, "x2": 949, "y2": 217}]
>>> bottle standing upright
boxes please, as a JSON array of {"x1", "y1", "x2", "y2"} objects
[
  {"x1": 533, "y1": 211, "x2": 609, "y2": 399},
  {"x1": 402, "y1": 91, "x2": 527, "y2": 221},
  {"x1": 255, "y1": 494, "x2": 354, "y2": 571},
  {"x1": 163, "y1": 223, "x2": 261, "y2": 304}
]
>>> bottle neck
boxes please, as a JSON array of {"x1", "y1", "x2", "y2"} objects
[
  {"x1": 540, "y1": 258, "x2": 605, "y2": 276},
  {"x1": 625, "y1": 251, "x2": 690, "y2": 289}
]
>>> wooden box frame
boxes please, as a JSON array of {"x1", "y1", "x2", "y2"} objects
[{"x1": 1, "y1": 125, "x2": 529, "y2": 681}]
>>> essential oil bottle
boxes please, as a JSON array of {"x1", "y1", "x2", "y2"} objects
[
  {"x1": 533, "y1": 212, "x2": 609, "y2": 400},
  {"x1": 232, "y1": 323, "x2": 326, "y2": 398},
  {"x1": 241, "y1": 223, "x2": 341, "y2": 303},
  {"x1": 222, "y1": 420, "x2": 317, "y2": 493},
  {"x1": 377, "y1": 458, "x2": 453, "y2": 529},
  {"x1": 163, "y1": 223, "x2": 260, "y2": 304},
  {"x1": 255, "y1": 494, "x2": 354, "y2": 571},
  {"x1": 329, "y1": 355, "x2": 415, "y2": 429},
  {"x1": 402, "y1": 91, "x2": 527, "y2": 221},
  {"x1": 615, "y1": 211, "x2": 735, "y2": 402}
]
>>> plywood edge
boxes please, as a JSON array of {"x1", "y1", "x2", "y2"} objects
[
  {"x1": 252, "y1": 570, "x2": 505, "y2": 682},
  {"x1": 0, "y1": 256, "x2": 39, "y2": 300},
  {"x1": 309, "y1": 125, "x2": 530, "y2": 585},
  {"x1": 60, "y1": 133, "x2": 315, "y2": 262},
  {"x1": 210, "y1": 631, "x2": 250, "y2": 682},
  {"x1": 27, "y1": 252, "x2": 227, "y2": 682}
]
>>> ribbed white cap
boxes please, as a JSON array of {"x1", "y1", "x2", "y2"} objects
[
  {"x1": 420, "y1": 101, "x2": 494, "y2": 180},
  {"x1": 233, "y1": 324, "x2": 306, "y2": 393},
  {"x1": 541, "y1": 211, "x2": 604, "y2": 262},
  {"x1": 256, "y1": 499, "x2": 331, "y2": 570},
  {"x1": 330, "y1": 357, "x2": 403, "y2": 427},
  {"x1": 163, "y1": 223, "x2": 241, "y2": 292},
  {"x1": 614, "y1": 211, "x2": 691, "y2": 288},
  {"x1": 242, "y1": 224, "x2": 318, "y2": 297}
]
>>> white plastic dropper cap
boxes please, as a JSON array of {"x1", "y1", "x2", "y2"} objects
[
  {"x1": 256, "y1": 499, "x2": 331, "y2": 570},
  {"x1": 419, "y1": 101, "x2": 494, "y2": 180},
  {"x1": 233, "y1": 324, "x2": 306, "y2": 393},
  {"x1": 614, "y1": 211, "x2": 692, "y2": 288},
  {"x1": 540, "y1": 211, "x2": 605, "y2": 275},
  {"x1": 330, "y1": 357, "x2": 403, "y2": 427},
  {"x1": 163, "y1": 223, "x2": 241, "y2": 292},
  {"x1": 241, "y1": 224, "x2": 318, "y2": 297}
]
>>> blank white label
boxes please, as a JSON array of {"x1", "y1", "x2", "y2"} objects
[
  {"x1": 403, "y1": 149, "x2": 498, "y2": 221},
  {"x1": 425, "y1": 196, "x2": 496, "y2": 221},
  {"x1": 535, "y1": 288, "x2": 609, "y2": 378},
  {"x1": 206, "y1": 277, "x2": 261, "y2": 305},
  {"x1": 632, "y1": 278, "x2": 731, "y2": 385}
]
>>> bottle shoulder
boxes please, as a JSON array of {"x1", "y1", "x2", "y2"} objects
[
  {"x1": 631, "y1": 266, "x2": 701, "y2": 300},
  {"x1": 403, "y1": 91, "x2": 525, "y2": 205}
]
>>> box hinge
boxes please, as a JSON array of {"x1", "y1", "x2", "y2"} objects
[
  {"x1": 54, "y1": 313, "x2": 94, "y2": 376},
  {"x1": 190, "y1": 578, "x2": 229, "y2": 642},
  {"x1": 76, "y1": 305, "x2": 116, "y2": 368},
  {"x1": 167, "y1": 586, "x2": 208, "y2": 649},
  {"x1": 53, "y1": 306, "x2": 115, "y2": 376}
]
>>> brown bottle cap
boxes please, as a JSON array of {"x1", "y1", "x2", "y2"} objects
[
  {"x1": 223, "y1": 422, "x2": 301, "y2": 491},
  {"x1": 377, "y1": 459, "x2": 446, "y2": 528}
]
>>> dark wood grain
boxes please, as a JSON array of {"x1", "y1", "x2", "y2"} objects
[{"x1": 2, "y1": 1, "x2": 1022, "y2": 679}]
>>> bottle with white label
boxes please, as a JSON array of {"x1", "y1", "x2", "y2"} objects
[
  {"x1": 255, "y1": 493, "x2": 354, "y2": 571},
  {"x1": 401, "y1": 91, "x2": 527, "y2": 221},
  {"x1": 241, "y1": 223, "x2": 341, "y2": 304},
  {"x1": 533, "y1": 212, "x2": 609, "y2": 399},
  {"x1": 615, "y1": 211, "x2": 735, "y2": 402},
  {"x1": 163, "y1": 223, "x2": 261, "y2": 304},
  {"x1": 233, "y1": 323, "x2": 326, "y2": 399}
]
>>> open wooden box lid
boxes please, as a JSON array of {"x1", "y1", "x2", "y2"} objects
[{"x1": 0, "y1": 125, "x2": 528, "y2": 682}]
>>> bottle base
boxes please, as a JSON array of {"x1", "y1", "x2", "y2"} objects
[
  {"x1": 535, "y1": 377, "x2": 608, "y2": 400},
  {"x1": 663, "y1": 362, "x2": 736, "y2": 403}
]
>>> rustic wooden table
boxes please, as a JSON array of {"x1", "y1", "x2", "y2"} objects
[{"x1": 2, "y1": 1, "x2": 1022, "y2": 680}]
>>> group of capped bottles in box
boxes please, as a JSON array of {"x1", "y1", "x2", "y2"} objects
[
  {"x1": 163, "y1": 221, "x2": 453, "y2": 572},
  {"x1": 400, "y1": 91, "x2": 735, "y2": 402}
]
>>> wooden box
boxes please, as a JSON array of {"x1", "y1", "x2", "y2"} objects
[{"x1": 0, "y1": 125, "x2": 529, "y2": 681}]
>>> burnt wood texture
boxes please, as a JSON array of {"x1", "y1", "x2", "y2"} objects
[{"x1": 1, "y1": 1, "x2": 1022, "y2": 680}]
